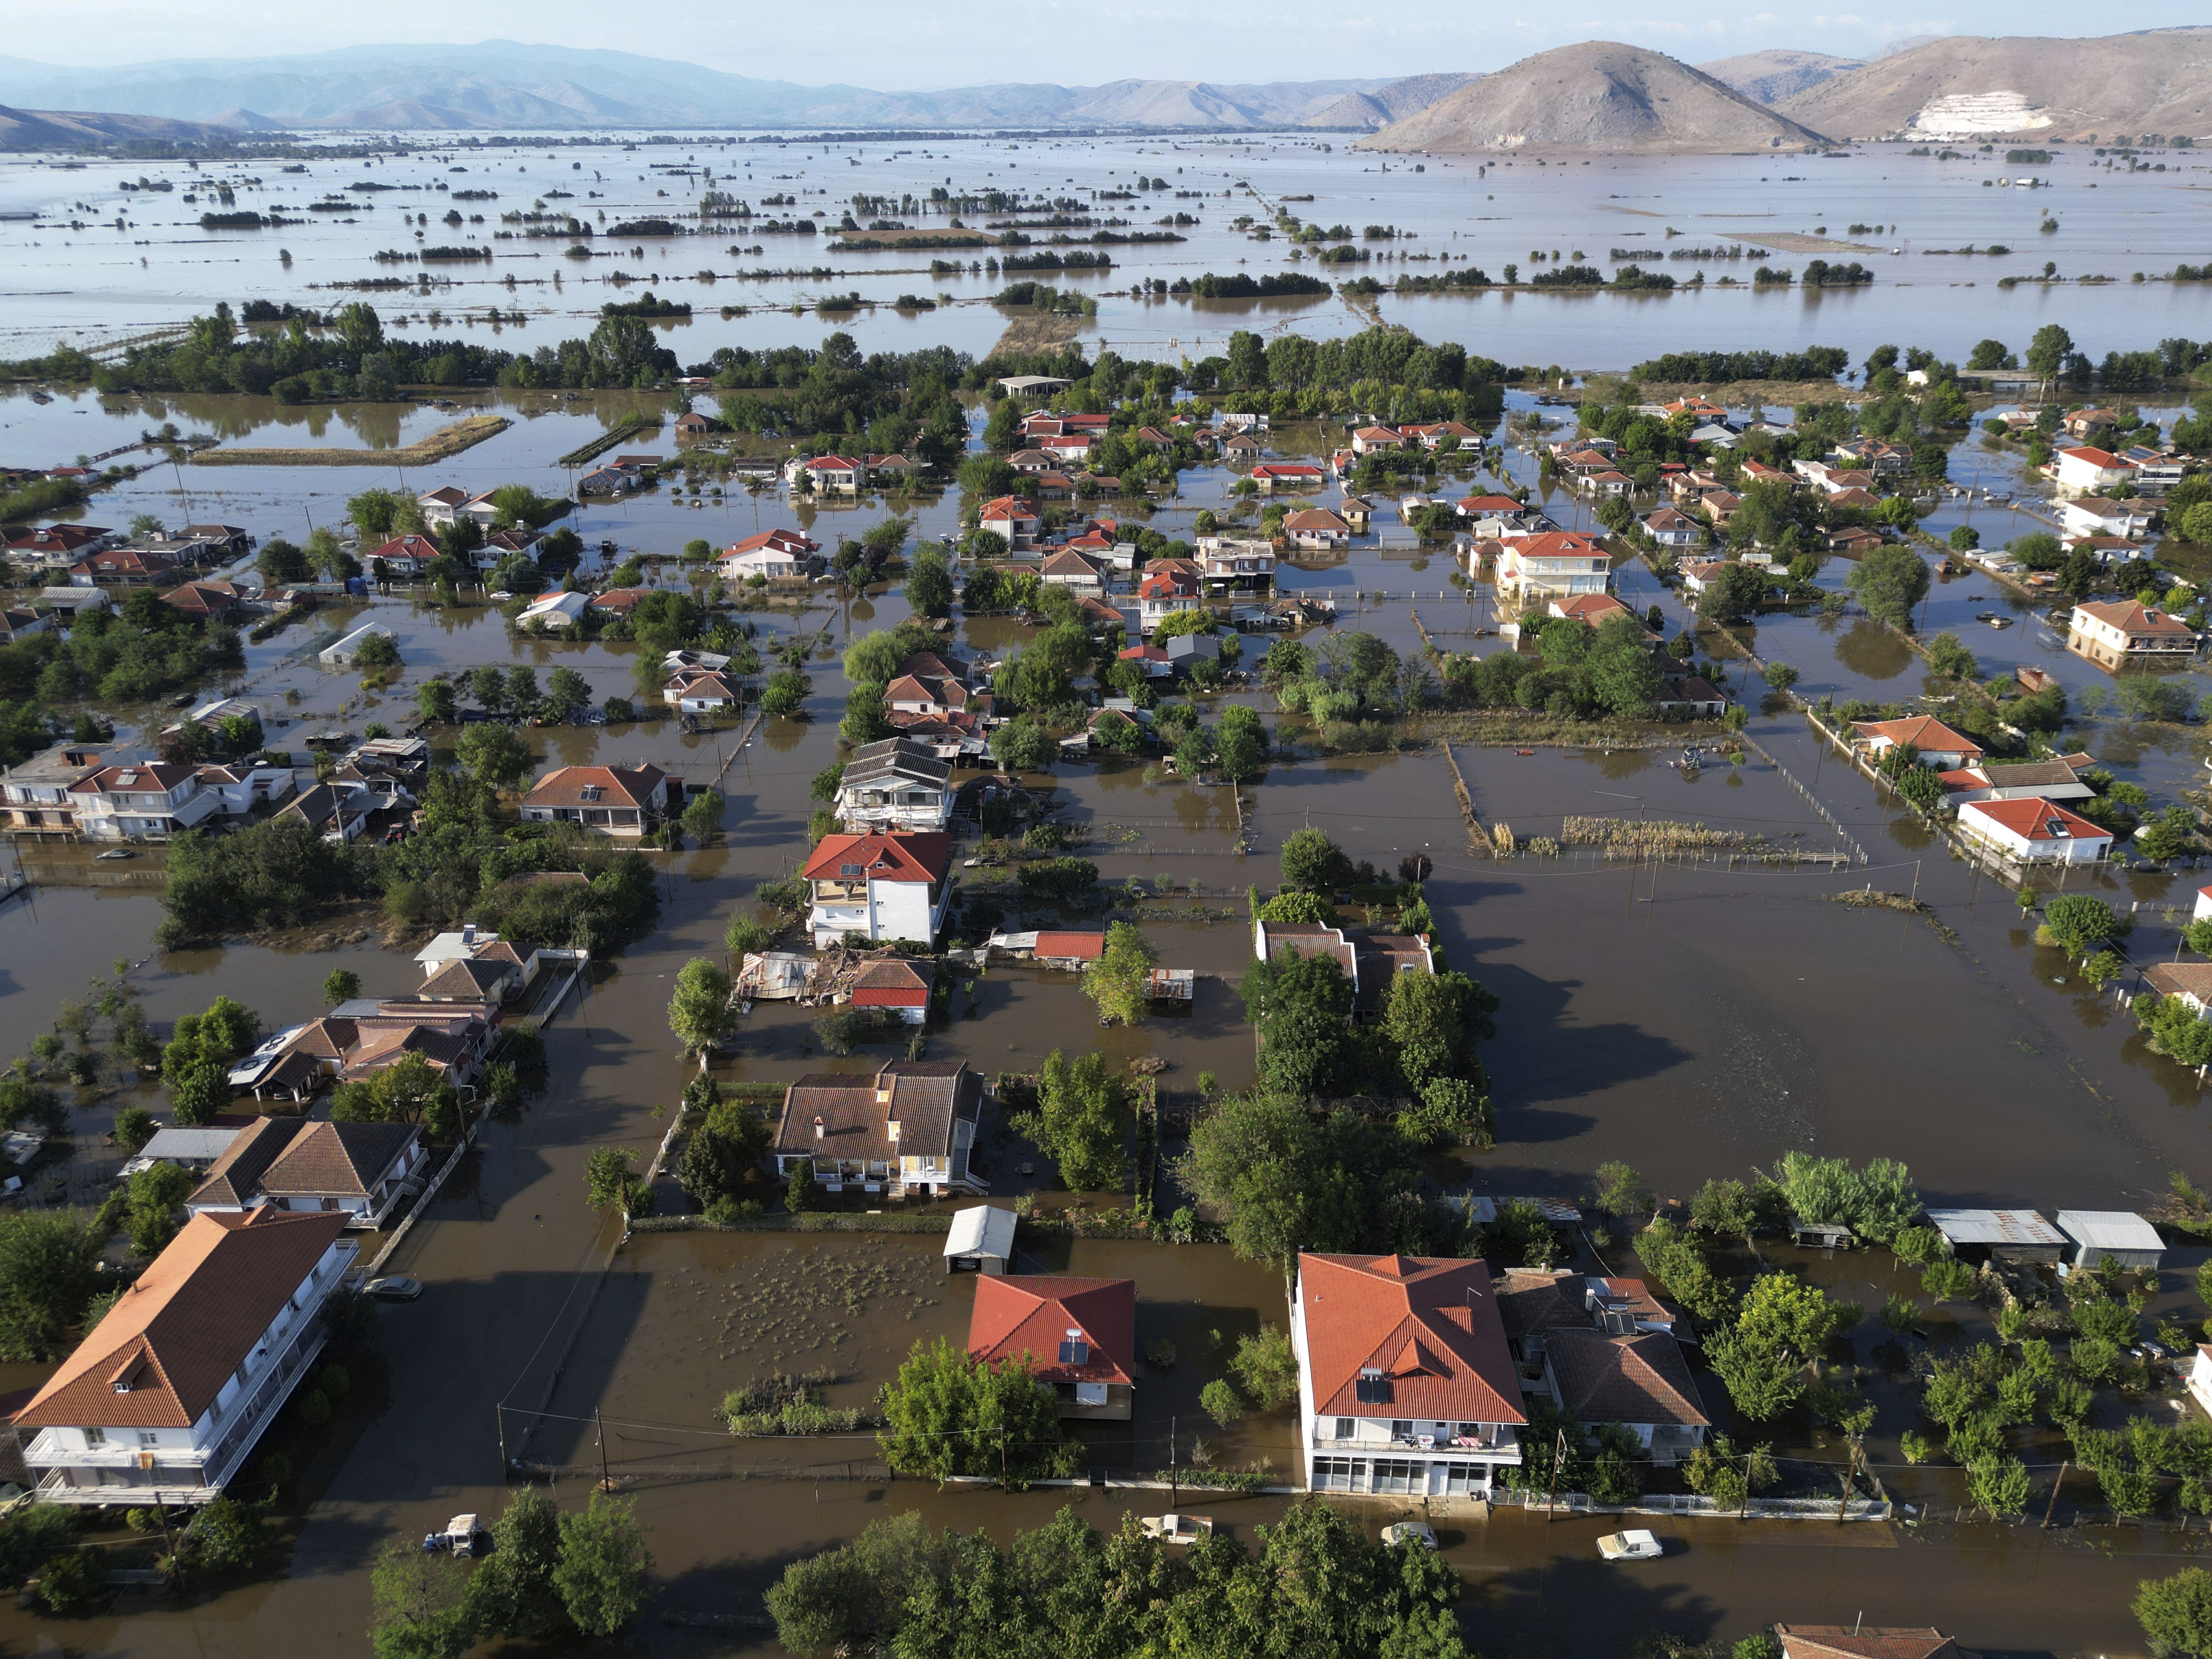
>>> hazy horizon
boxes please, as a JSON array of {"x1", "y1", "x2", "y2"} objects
[{"x1": 7, "y1": 8, "x2": 2211, "y2": 91}]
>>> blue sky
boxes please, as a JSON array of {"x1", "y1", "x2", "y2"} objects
[{"x1": 8, "y1": 4, "x2": 2209, "y2": 86}]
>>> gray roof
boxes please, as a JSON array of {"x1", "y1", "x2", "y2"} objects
[
  {"x1": 140, "y1": 1127, "x2": 244, "y2": 1164},
  {"x1": 841, "y1": 738, "x2": 950, "y2": 790},
  {"x1": 945, "y1": 1205, "x2": 1017, "y2": 1261},
  {"x1": 1925, "y1": 1209, "x2": 2064, "y2": 1248},
  {"x1": 2055, "y1": 1210, "x2": 2163, "y2": 1251}
]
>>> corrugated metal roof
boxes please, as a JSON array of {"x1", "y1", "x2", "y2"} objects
[
  {"x1": 1924, "y1": 1208, "x2": 2064, "y2": 1247},
  {"x1": 944, "y1": 1205, "x2": 1016, "y2": 1260},
  {"x1": 2055, "y1": 1210, "x2": 2163, "y2": 1251}
]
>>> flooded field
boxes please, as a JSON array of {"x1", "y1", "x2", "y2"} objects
[{"x1": 6, "y1": 134, "x2": 2212, "y2": 371}]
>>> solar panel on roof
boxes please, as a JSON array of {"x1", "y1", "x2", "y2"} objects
[{"x1": 1354, "y1": 1371, "x2": 1391, "y2": 1404}]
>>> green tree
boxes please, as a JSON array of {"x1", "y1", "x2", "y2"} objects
[
  {"x1": 906, "y1": 551, "x2": 953, "y2": 618},
  {"x1": 542, "y1": 667, "x2": 592, "y2": 724},
  {"x1": 370, "y1": 1543, "x2": 475, "y2": 1659},
  {"x1": 1081, "y1": 922, "x2": 1158, "y2": 1028},
  {"x1": 990, "y1": 717, "x2": 1057, "y2": 771},
  {"x1": 1178, "y1": 1092, "x2": 1369, "y2": 1274},
  {"x1": 763, "y1": 1511, "x2": 947, "y2": 1655},
  {"x1": 172, "y1": 1061, "x2": 230, "y2": 1126},
  {"x1": 1026, "y1": 1050, "x2": 1133, "y2": 1191},
  {"x1": 1380, "y1": 968, "x2": 1497, "y2": 1093},
  {"x1": 324, "y1": 968, "x2": 361, "y2": 1005},
  {"x1": 1280, "y1": 828, "x2": 1353, "y2": 894},
  {"x1": 877, "y1": 1337, "x2": 1073, "y2": 1484},
  {"x1": 1216, "y1": 704, "x2": 1268, "y2": 783},
  {"x1": 2138, "y1": 1568, "x2": 2212, "y2": 1658},
  {"x1": 125, "y1": 1161, "x2": 194, "y2": 1255},
  {"x1": 1847, "y1": 545, "x2": 1932, "y2": 626},
  {"x1": 2039, "y1": 893, "x2": 2129, "y2": 956},
  {"x1": 456, "y1": 723, "x2": 535, "y2": 791},
  {"x1": 415, "y1": 680, "x2": 458, "y2": 724},
  {"x1": 329, "y1": 1051, "x2": 460, "y2": 1141},
  {"x1": 1231, "y1": 1324, "x2": 1300, "y2": 1408},
  {"x1": 681, "y1": 789, "x2": 725, "y2": 840},
  {"x1": 554, "y1": 1492, "x2": 651, "y2": 1638},
  {"x1": 668, "y1": 958, "x2": 736, "y2": 1053},
  {"x1": 2026, "y1": 323, "x2": 2074, "y2": 385},
  {"x1": 1697, "y1": 562, "x2": 1770, "y2": 623},
  {"x1": 584, "y1": 1147, "x2": 642, "y2": 1212},
  {"x1": 0, "y1": 1214, "x2": 100, "y2": 1359}
]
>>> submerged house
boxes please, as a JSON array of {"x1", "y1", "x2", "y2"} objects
[
  {"x1": 770, "y1": 1058, "x2": 988, "y2": 1199},
  {"x1": 967, "y1": 1276, "x2": 1136, "y2": 1419}
]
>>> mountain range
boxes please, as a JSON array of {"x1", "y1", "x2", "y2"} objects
[
  {"x1": 0, "y1": 32, "x2": 2208, "y2": 150},
  {"x1": 0, "y1": 42, "x2": 1458, "y2": 134}
]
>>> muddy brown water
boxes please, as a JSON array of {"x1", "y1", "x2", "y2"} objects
[{"x1": 9, "y1": 388, "x2": 2212, "y2": 1651}]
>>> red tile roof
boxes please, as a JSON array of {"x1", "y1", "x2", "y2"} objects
[
  {"x1": 1849, "y1": 715, "x2": 1982, "y2": 757},
  {"x1": 14, "y1": 1210, "x2": 349, "y2": 1430},
  {"x1": 848, "y1": 956, "x2": 934, "y2": 1008},
  {"x1": 800, "y1": 830, "x2": 951, "y2": 884},
  {"x1": 1959, "y1": 796, "x2": 2111, "y2": 844},
  {"x1": 1508, "y1": 531, "x2": 1605, "y2": 560},
  {"x1": 521, "y1": 764, "x2": 669, "y2": 811},
  {"x1": 2056, "y1": 445, "x2": 2128, "y2": 470},
  {"x1": 969, "y1": 1276, "x2": 1135, "y2": 1384},
  {"x1": 368, "y1": 534, "x2": 442, "y2": 564},
  {"x1": 2072, "y1": 600, "x2": 2196, "y2": 637},
  {"x1": 1299, "y1": 1254, "x2": 1526, "y2": 1425},
  {"x1": 1775, "y1": 1628, "x2": 1956, "y2": 1659},
  {"x1": 726, "y1": 528, "x2": 820, "y2": 556},
  {"x1": 1032, "y1": 930, "x2": 1106, "y2": 961},
  {"x1": 1458, "y1": 495, "x2": 1523, "y2": 513}
]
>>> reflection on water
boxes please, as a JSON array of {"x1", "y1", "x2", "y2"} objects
[{"x1": 1830, "y1": 616, "x2": 1916, "y2": 681}]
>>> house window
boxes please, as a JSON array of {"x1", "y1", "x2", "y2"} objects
[
  {"x1": 84, "y1": 1427, "x2": 106, "y2": 1447},
  {"x1": 1075, "y1": 1382, "x2": 1108, "y2": 1407},
  {"x1": 1369, "y1": 1458, "x2": 1421, "y2": 1495},
  {"x1": 1312, "y1": 1457, "x2": 1363, "y2": 1492},
  {"x1": 139, "y1": 1432, "x2": 160, "y2": 1447},
  {"x1": 1334, "y1": 1418, "x2": 1355, "y2": 1441},
  {"x1": 1390, "y1": 1419, "x2": 1414, "y2": 1442}
]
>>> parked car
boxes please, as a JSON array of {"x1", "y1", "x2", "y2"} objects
[
  {"x1": 1140, "y1": 1514, "x2": 1213, "y2": 1544},
  {"x1": 365, "y1": 1276, "x2": 423, "y2": 1301},
  {"x1": 1598, "y1": 1530, "x2": 1664, "y2": 1561},
  {"x1": 1380, "y1": 1522, "x2": 1438, "y2": 1551}
]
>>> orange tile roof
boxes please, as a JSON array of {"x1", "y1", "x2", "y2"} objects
[
  {"x1": 969, "y1": 1276, "x2": 1135, "y2": 1384},
  {"x1": 1960, "y1": 796, "x2": 2110, "y2": 843},
  {"x1": 1032, "y1": 930, "x2": 1106, "y2": 960},
  {"x1": 800, "y1": 830, "x2": 951, "y2": 883},
  {"x1": 15, "y1": 1210, "x2": 349, "y2": 1429},
  {"x1": 1299, "y1": 1254, "x2": 1526, "y2": 1425},
  {"x1": 1775, "y1": 1628, "x2": 1956, "y2": 1659},
  {"x1": 1849, "y1": 715, "x2": 1982, "y2": 757},
  {"x1": 2072, "y1": 600, "x2": 2196, "y2": 636}
]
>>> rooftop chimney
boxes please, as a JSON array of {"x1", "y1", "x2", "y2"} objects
[{"x1": 812, "y1": 1115, "x2": 825, "y2": 1140}]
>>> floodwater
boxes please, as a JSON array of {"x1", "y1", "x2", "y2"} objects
[
  {"x1": 9, "y1": 137, "x2": 2212, "y2": 1658},
  {"x1": 5, "y1": 133, "x2": 2212, "y2": 373}
]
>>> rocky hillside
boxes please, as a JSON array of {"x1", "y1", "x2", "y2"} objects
[
  {"x1": 1361, "y1": 42, "x2": 1832, "y2": 154},
  {"x1": 1776, "y1": 29, "x2": 2212, "y2": 139},
  {"x1": 1300, "y1": 72, "x2": 1481, "y2": 130},
  {"x1": 1697, "y1": 49, "x2": 1861, "y2": 106}
]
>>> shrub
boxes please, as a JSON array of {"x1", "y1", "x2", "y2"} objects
[
  {"x1": 1922, "y1": 1259, "x2": 1978, "y2": 1302},
  {"x1": 297, "y1": 1389, "x2": 332, "y2": 1426},
  {"x1": 1199, "y1": 1378, "x2": 1244, "y2": 1427},
  {"x1": 35, "y1": 1548, "x2": 104, "y2": 1613}
]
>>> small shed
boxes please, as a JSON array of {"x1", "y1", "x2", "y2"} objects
[
  {"x1": 319, "y1": 622, "x2": 394, "y2": 668},
  {"x1": 1925, "y1": 1207, "x2": 2066, "y2": 1265},
  {"x1": 944, "y1": 1205, "x2": 1017, "y2": 1276},
  {"x1": 2055, "y1": 1210, "x2": 2164, "y2": 1271},
  {"x1": 137, "y1": 1126, "x2": 244, "y2": 1167},
  {"x1": 1146, "y1": 967, "x2": 1195, "y2": 1003},
  {"x1": 1789, "y1": 1217, "x2": 1855, "y2": 1250}
]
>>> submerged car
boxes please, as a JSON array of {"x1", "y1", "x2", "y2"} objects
[
  {"x1": 1140, "y1": 1514, "x2": 1213, "y2": 1544},
  {"x1": 1597, "y1": 1530, "x2": 1664, "y2": 1561},
  {"x1": 365, "y1": 1276, "x2": 424, "y2": 1301},
  {"x1": 1380, "y1": 1522, "x2": 1438, "y2": 1551}
]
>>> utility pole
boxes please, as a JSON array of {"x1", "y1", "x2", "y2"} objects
[
  {"x1": 1836, "y1": 1442, "x2": 1858, "y2": 1523},
  {"x1": 1170, "y1": 1415, "x2": 1177, "y2": 1505},
  {"x1": 1545, "y1": 1428, "x2": 1565, "y2": 1521},
  {"x1": 596, "y1": 1410, "x2": 611, "y2": 1493},
  {"x1": 1000, "y1": 1425, "x2": 1008, "y2": 1489}
]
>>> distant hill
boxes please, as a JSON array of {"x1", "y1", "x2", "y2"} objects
[
  {"x1": 0, "y1": 103, "x2": 256, "y2": 150},
  {"x1": 1300, "y1": 72, "x2": 1481, "y2": 131},
  {"x1": 1776, "y1": 29, "x2": 2212, "y2": 139},
  {"x1": 1696, "y1": 49, "x2": 1861, "y2": 106},
  {"x1": 1361, "y1": 42, "x2": 1832, "y2": 154},
  {"x1": 0, "y1": 43, "x2": 1403, "y2": 132}
]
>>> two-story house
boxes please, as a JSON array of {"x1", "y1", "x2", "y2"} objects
[
  {"x1": 979, "y1": 497, "x2": 1041, "y2": 549},
  {"x1": 185, "y1": 1118, "x2": 427, "y2": 1230},
  {"x1": 1195, "y1": 536, "x2": 1280, "y2": 585},
  {"x1": 837, "y1": 738, "x2": 953, "y2": 832},
  {"x1": 193, "y1": 760, "x2": 298, "y2": 818},
  {"x1": 1493, "y1": 532, "x2": 1609, "y2": 599},
  {"x1": 802, "y1": 454, "x2": 864, "y2": 493},
  {"x1": 2051, "y1": 445, "x2": 2136, "y2": 496},
  {"x1": 771, "y1": 1058, "x2": 988, "y2": 1198},
  {"x1": 717, "y1": 527, "x2": 821, "y2": 582},
  {"x1": 0, "y1": 741, "x2": 147, "y2": 837},
  {"x1": 519, "y1": 764, "x2": 680, "y2": 837},
  {"x1": 2066, "y1": 600, "x2": 2199, "y2": 668},
  {"x1": 1494, "y1": 1271, "x2": 1709, "y2": 1464},
  {"x1": 801, "y1": 829, "x2": 953, "y2": 947},
  {"x1": 13, "y1": 1210, "x2": 355, "y2": 1505},
  {"x1": 66, "y1": 761, "x2": 217, "y2": 841},
  {"x1": 1137, "y1": 567, "x2": 1202, "y2": 628},
  {"x1": 1291, "y1": 1252, "x2": 1527, "y2": 1500}
]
